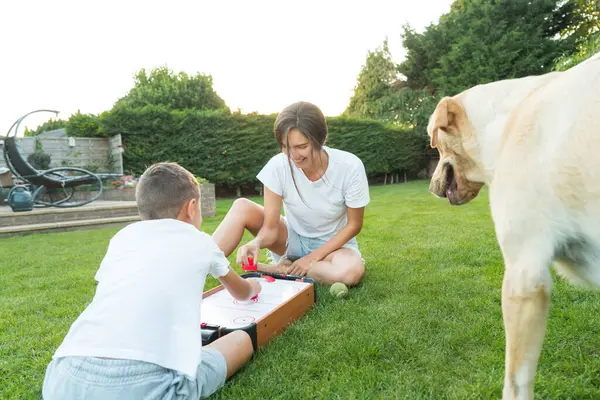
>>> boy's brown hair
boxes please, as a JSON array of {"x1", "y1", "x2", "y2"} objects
[{"x1": 135, "y1": 162, "x2": 200, "y2": 220}]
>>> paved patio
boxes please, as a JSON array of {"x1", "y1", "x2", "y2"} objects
[
  {"x1": 0, "y1": 200, "x2": 137, "y2": 216},
  {"x1": 0, "y1": 200, "x2": 140, "y2": 237}
]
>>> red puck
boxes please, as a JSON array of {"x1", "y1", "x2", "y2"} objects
[{"x1": 242, "y1": 256, "x2": 257, "y2": 271}]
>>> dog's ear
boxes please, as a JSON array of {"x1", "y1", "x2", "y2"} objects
[{"x1": 429, "y1": 96, "x2": 464, "y2": 148}]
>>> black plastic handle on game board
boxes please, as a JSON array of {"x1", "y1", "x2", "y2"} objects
[
  {"x1": 241, "y1": 272, "x2": 318, "y2": 304},
  {"x1": 241, "y1": 272, "x2": 315, "y2": 284},
  {"x1": 200, "y1": 321, "x2": 259, "y2": 353},
  {"x1": 201, "y1": 327, "x2": 219, "y2": 344}
]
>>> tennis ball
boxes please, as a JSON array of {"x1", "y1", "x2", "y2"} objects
[{"x1": 329, "y1": 282, "x2": 349, "y2": 299}]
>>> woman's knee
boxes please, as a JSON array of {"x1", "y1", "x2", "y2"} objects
[
  {"x1": 231, "y1": 197, "x2": 255, "y2": 213},
  {"x1": 228, "y1": 198, "x2": 266, "y2": 235},
  {"x1": 331, "y1": 253, "x2": 364, "y2": 286},
  {"x1": 230, "y1": 198, "x2": 261, "y2": 222},
  {"x1": 342, "y1": 262, "x2": 364, "y2": 287}
]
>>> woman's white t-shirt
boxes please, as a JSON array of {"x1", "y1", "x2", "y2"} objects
[{"x1": 257, "y1": 146, "x2": 370, "y2": 238}]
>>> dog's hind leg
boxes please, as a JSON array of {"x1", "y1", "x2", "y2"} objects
[{"x1": 498, "y1": 235, "x2": 554, "y2": 400}]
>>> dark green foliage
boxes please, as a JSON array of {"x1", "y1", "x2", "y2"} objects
[
  {"x1": 345, "y1": 0, "x2": 586, "y2": 138},
  {"x1": 327, "y1": 116, "x2": 429, "y2": 177},
  {"x1": 23, "y1": 118, "x2": 68, "y2": 137},
  {"x1": 100, "y1": 105, "x2": 279, "y2": 188},
  {"x1": 113, "y1": 66, "x2": 229, "y2": 112},
  {"x1": 344, "y1": 40, "x2": 402, "y2": 120},
  {"x1": 399, "y1": 0, "x2": 577, "y2": 97},
  {"x1": 66, "y1": 111, "x2": 103, "y2": 137},
  {"x1": 94, "y1": 105, "x2": 427, "y2": 188},
  {"x1": 26, "y1": 152, "x2": 51, "y2": 170}
]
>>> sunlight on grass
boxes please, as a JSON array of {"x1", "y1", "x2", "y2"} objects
[{"x1": 1, "y1": 181, "x2": 599, "y2": 399}]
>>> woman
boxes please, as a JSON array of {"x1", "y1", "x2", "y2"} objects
[{"x1": 212, "y1": 101, "x2": 370, "y2": 286}]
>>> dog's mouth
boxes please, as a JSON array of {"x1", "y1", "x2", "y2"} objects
[{"x1": 445, "y1": 164, "x2": 459, "y2": 204}]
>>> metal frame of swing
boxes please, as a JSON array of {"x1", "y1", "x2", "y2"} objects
[{"x1": 2, "y1": 109, "x2": 121, "y2": 208}]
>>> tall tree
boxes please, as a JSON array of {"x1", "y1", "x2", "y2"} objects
[
  {"x1": 344, "y1": 40, "x2": 402, "y2": 119},
  {"x1": 114, "y1": 66, "x2": 229, "y2": 111},
  {"x1": 398, "y1": 0, "x2": 577, "y2": 96},
  {"x1": 553, "y1": 0, "x2": 600, "y2": 42}
]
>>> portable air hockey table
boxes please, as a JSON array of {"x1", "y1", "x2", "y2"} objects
[{"x1": 200, "y1": 271, "x2": 317, "y2": 351}]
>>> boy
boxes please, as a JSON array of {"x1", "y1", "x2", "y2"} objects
[{"x1": 42, "y1": 162, "x2": 261, "y2": 399}]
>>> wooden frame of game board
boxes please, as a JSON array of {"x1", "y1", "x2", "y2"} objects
[{"x1": 200, "y1": 272, "x2": 317, "y2": 351}]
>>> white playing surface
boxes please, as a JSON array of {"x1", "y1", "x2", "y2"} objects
[{"x1": 201, "y1": 277, "x2": 311, "y2": 327}]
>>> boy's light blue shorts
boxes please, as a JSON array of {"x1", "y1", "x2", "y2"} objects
[{"x1": 42, "y1": 347, "x2": 227, "y2": 399}]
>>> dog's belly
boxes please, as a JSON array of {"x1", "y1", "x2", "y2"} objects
[{"x1": 553, "y1": 234, "x2": 600, "y2": 288}]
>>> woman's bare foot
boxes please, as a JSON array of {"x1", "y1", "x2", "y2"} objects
[{"x1": 257, "y1": 258, "x2": 292, "y2": 274}]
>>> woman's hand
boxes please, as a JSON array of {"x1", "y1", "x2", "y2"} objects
[
  {"x1": 288, "y1": 255, "x2": 318, "y2": 276},
  {"x1": 236, "y1": 240, "x2": 260, "y2": 266}
]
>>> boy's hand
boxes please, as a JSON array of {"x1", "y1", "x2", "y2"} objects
[
  {"x1": 248, "y1": 278, "x2": 262, "y2": 297},
  {"x1": 218, "y1": 268, "x2": 262, "y2": 301},
  {"x1": 236, "y1": 240, "x2": 260, "y2": 266}
]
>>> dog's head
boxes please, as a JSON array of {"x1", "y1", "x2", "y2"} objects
[{"x1": 427, "y1": 96, "x2": 485, "y2": 205}]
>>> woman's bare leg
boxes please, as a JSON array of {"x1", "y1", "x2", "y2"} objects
[
  {"x1": 305, "y1": 248, "x2": 364, "y2": 286},
  {"x1": 212, "y1": 198, "x2": 288, "y2": 258}
]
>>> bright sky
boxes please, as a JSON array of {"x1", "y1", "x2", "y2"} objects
[{"x1": 0, "y1": 0, "x2": 453, "y2": 134}]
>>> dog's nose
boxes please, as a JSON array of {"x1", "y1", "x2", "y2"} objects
[{"x1": 429, "y1": 182, "x2": 446, "y2": 198}]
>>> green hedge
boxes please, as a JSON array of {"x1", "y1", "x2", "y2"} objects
[
  {"x1": 87, "y1": 104, "x2": 428, "y2": 189},
  {"x1": 326, "y1": 117, "x2": 428, "y2": 180}
]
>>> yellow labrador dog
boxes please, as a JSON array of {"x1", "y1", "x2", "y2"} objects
[{"x1": 427, "y1": 53, "x2": 600, "y2": 400}]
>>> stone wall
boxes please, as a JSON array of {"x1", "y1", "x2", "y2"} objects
[
  {"x1": 70, "y1": 183, "x2": 217, "y2": 218},
  {"x1": 0, "y1": 134, "x2": 123, "y2": 174},
  {"x1": 199, "y1": 183, "x2": 216, "y2": 218}
]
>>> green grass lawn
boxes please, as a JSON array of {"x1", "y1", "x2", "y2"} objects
[{"x1": 2, "y1": 181, "x2": 600, "y2": 399}]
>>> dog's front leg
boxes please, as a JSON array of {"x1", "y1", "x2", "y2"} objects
[{"x1": 501, "y1": 256, "x2": 552, "y2": 400}]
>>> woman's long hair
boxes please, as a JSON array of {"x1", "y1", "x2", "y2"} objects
[{"x1": 274, "y1": 101, "x2": 329, "y2": 206}]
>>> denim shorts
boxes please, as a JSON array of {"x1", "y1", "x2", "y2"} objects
[
  {"x1": 42, "y1": 347, "x2": 227, "y2": 400},
  {"x1": 268, "y1": 217, "x2": 362, "y2": 263}
]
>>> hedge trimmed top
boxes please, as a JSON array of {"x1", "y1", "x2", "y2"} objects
[{"x1": 67, "y1": 104, "x2": 429, "y2": 189}]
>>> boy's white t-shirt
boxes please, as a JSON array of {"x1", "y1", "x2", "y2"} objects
[
  {"x1": 257, "y1": 146, "x2": 370, "y2": 238},
  {"x1": 51, "y1": 219, "x2": 230, "y2": 379}
]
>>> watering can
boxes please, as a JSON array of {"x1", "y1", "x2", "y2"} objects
[{"x1": 7, "y1": 185, "x2": 34, "y2": 212}]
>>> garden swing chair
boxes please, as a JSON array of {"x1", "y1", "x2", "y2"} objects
[{"x1": 2, "y1": 109, "x2": 122, "y2": 208}]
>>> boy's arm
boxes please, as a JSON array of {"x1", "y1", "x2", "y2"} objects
[{"x1": 218, "y1": 267, "x2": 262, "y2": 301}]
